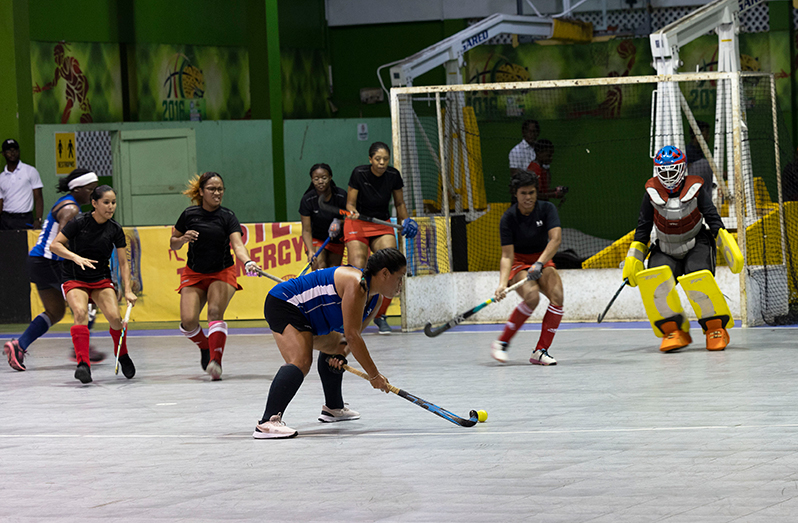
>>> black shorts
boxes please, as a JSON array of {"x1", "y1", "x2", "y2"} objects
[
  {"x1": 28, "y1": 256, "x2": 64, "y2": 291},
  {"x1": 649, "y1": 228, "x2": 716, "y2": 278},
  {"x1": 264, "y1": 294, "x2": 314, "y2": 335}
]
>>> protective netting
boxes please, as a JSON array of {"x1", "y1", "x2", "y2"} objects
[{"x1": 394, "y1": 73, "x2": 797, "y2": 326}]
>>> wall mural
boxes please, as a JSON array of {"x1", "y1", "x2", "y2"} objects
[{"x1": 30, "y1": 41, "x2": 123, "y2": 124}]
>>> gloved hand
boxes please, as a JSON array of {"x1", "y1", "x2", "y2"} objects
[
  {"x1": 622, "y1": 241, "x2": 648, "y2": 287},
  {"x1": 402, "y1": 218, "x2": 418, "y2": 239},
  {"x1": 325, "y1": 354, "x2": 348, "y2": 374},
  {"x1": 328, "y1": 218, "x2": 343, "y2": 239},
  {"x1": 527, "y1": 261, "x2": 544, "y2": 281},
  {"x1": 245, "y1": 260, "x2": 261, "y2": 276},
  {"x1": 554, "y1": 186, "x2": 569, "y2": 198}
]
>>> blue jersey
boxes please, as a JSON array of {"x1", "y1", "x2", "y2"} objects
[
  {"x1": 29, "y1": 194, "x2": 79, "y2": 260},
  {"x1": 268, "y1": 267, "x2": 380, "y2": 336}
]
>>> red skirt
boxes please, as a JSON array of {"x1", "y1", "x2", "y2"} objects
[
  {"x1": 177, "y1": 265, "x2": 242, "y2": 293},
  {"x1": 61, "y1": 278, "x2": 115, "y2": 299},
  {"x1": 509, "y1": 252, "x2": 556, "y2": 280},
  {"x1": 343, "y1": 219, "x2": 396, "y2": 244},
  {"x1": 313, "y1": 237, "x2": 345, "y2": 256}
]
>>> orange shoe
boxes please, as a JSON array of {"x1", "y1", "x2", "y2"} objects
[
  {"x1": 659, "y1": 321, "x2": 692, "y2": 352},
  {"x1": 705, "y1": 319, "x2": 729, "y2": 351}
]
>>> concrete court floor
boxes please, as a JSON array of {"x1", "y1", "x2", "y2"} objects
[{"x1": 1, "y1": 322, "x2": 798, "y2": 523}]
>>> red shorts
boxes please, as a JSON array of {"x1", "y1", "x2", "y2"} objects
[
  {"x1": 343, "y1": 219, "x2": 396, "y2": 244},
  {"x1": 509, "y1": 252, "x2": 556, "y2": 280},
  {"x1": 313, "y1": 237, "x2": 345, "y2": 256},
  {"x1": 177, "y1": 265, "x2": 242, "y2": 293},
  {"x1": 62, "y1": 278, "x2": 115, "y2": 299}
]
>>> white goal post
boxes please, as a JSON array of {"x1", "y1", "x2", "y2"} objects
[{"x1": 392, "y1": 71, "x2": 791, "y2": 331}]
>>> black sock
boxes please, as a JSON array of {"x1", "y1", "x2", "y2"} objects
[
  {"x1": 261, "y1": 364, "x2": 305, "y2": 423},
  {"x1": 317, "y1": 352, "x2": 344, "y2": 410}
]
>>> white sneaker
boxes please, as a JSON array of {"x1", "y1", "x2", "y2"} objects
[
  {"x1": 206, "y1": 360, "x2": 222, "y2": 381},
  {"x1": 491, "y1": 340, "x2": 509, "y2": 363},
  {"x1": 253, "y1": 414, "x2": 298, "y2": 439},
  {"x1": 318, "y1": 404, "x2": 361, "y2": 423},
  {"x1": 530, "y1": 348, "x2": 557, "y2": 366}
]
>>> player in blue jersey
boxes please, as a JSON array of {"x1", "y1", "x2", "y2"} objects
[
  {"x1": 253, "y1": 248, "x2": 406, "y2": 439},
  {"x1": 4, "y1": 168, "x2": 98, "y2": 371}
]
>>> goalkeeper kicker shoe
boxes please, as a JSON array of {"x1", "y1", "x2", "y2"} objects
[
  {"x1": 705, "y1": 319, "x2": 730, "y2": 351},
  {"x1": 318, "y1": 404, "x2": 361, "y2": 423},
  {"x1": 659, "y1": 321, "x2": 692, "y2": 352}
]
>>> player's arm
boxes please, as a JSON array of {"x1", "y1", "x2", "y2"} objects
[
  {"x1": 697, "y1": 188, "x2": 724, "y2": 236},
  {"x1": 116, "y1": 246, "x2": 137, "y2": 305},
  {"x1": 337, "y1": 268, "x2": 389, "y2": 392},
  {"x1": 537, "y1": 226, "x2": 562, "y2": 266},
  {"x1": 345, "y1": 186, "x2": 360, "y2": 220},
  {"x1": 50, "y1": 231, "x2": 96, "y2": 270},
  {"x1": 392, "y1": 188, "x2": 409, "y2": 222},
  {"x1": 300, "y1": 214, "x2": 315, "y2": 259},
  {"x1": 55, "y1": 202, "x2": 80, "y2": 230},
  {"x1": 633, "y1": 194, "x2": 654, "y2": 244},
  {"x1": 495, "y1": 244, "x2": 514, "y2": 301},
  {"x1": 170, "y1": 226, "x2": 197, "y2": 250}
]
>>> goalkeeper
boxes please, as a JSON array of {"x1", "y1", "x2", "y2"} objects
[{"x1": 622, "y1": 145, "x2": 742, "y2": 352}]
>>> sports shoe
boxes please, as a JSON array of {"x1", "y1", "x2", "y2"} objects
[
  {"x1": 530, "y1": 348, "x2": 557, "y2": 366},
  {"x1": 659, "y1": 321, "x2": 692, "y2": 352},
  {"x1": 206, "y1": 360, "x2": 222, "y2": 381},
  {"x1": 318, "y1": 404, "x2": 361, "y2": 423},
  {"x1": 87, "y1": 303, "x2": 97, "y2": 330},
  {"x1": 118, "y1": 353, "x2": 136, "y2": 379},
  {"x1": 200, "y1": 348, "x2": 210, "y2": 371},
  {"x1": 374, "y1": 316, "x2": 392, "y2": 335},
  {"x1": 705, "y1": 318, "x2": 729, "y2": 351},
  {"x1": 490, "y1": 340, "x2": 509, "y2": 363},
  {"x1": 74, "y1": 362, "x2": 92, "y2": 384},
  {"x1": 4, "y1": 339, "x2": 26, "y2": 371},
  {"x1": 253, "y1": 414, "x2": 298, "y2": 439}
]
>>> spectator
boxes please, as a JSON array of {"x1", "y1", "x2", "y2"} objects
[
  {"x1": 526, "y1": 139, "x2": 567, "y2": 201},
  {"x1": 0, "y1": 139, "x2": 44, "y2": 230},
  {"x1": 509, "y1": 120, "x2": 540, "y2": 176}
]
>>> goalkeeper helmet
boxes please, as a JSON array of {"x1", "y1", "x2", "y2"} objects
[{"x1": 653, "y1": 146, "x2": 687, "y2": 191}]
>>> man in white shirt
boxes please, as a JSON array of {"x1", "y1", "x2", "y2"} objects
[
  {"x1": 0, "y1": 139, "x2": 44, "y2": 230},
  {"x1": 508, "y1": 119, "x2": 540, "y2": 176}
]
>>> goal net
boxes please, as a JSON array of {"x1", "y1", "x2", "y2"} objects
[{"x1": 393, "y1": 72, "x2": 797, "y2": 330}]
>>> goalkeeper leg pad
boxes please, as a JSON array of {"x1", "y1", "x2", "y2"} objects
[
  {"x1": 678, "y1": 270, "x2": 732, "y2": 350},
  {"x1": 637, "y1": 265, "x2": 690, "y2": 339}
]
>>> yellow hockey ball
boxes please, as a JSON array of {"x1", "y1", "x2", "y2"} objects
[{"x1": 477, "y1": 410, "x2": 488, "y2": 423}]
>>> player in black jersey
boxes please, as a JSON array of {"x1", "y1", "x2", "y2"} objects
[
  {"x1": 490, "y1": 171, "x2": 565, "y2": 366},
  {"x1": 299, "y1": 163, "x2": 346, "y2": 270},
  {"x1": 344, "y1": 142, "x2": 418, "y2": 334},
  {"x1": 50, "y1": 185, "x2": 137, "y2": 384},
  {"x1": 170, "y1": 172, "x2": 262, "y2": 381}
]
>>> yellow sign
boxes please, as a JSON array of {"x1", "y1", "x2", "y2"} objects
[
  {"x1": 55, "y1": 132, "x2": 77, "y2": 174},
  {"x1": 28, "y1": 222, "x2": 401, "y2": 324}
]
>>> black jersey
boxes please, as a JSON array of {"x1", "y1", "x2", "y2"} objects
[
  {"x1": 174, "y1": 206, "x2": 242, "y2": 274},
  {"x1": 348, "y1": 165, "x2": 404, "y2": 221},
  {"x1": 499, "y1": 201, "x2": 561, "y2": 254},
  {"x1": 61, "y1": 212, "x2": 126, "y2": 283},
  {"x1": 298, "y1": 185, "x2": 348, "y2": 243}
]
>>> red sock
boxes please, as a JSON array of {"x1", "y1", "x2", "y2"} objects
[
  {"x1": 110, "y1": 327, "x2": 128, "y2": 357},
  {"x1": 536, "y1": 305, "x2": 564, "y2": 350},
  {"x1": 71, "y1": 325, "x2": 91, "y2": 365},
  {"x1": 208, "y1": 321, "x2": 227, "y2": 363},
  {"x1": 180, "y1": 324, "x2": 210, "y2": 350},
  {"x1": 498, "y1": 302, "x2": 533, "y2": 344},
  {"x1": 376, "y1": 297, "x2": 392, "y2": 318}
]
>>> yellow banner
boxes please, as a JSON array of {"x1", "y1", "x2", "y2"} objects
[{"x1": 29, "y1": 222, "x2": 399, "y2": 324}]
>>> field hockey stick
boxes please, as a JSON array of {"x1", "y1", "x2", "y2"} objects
[
  {"x1": 114, "y1": 303, "x2": 132, "y2": 375},
  {"x1": 597, "y1": 278, "x2": 628, "y2": 323},
  {"x1": 424, "y1": 276, "x2": 531, "y2": 337},
  {"x1": 251, "y1": 266, "x2": 284, "y2": 284},
  {"x1": 318, "y1": 200, "x2": 403, "y2": 232},
  {"x1": 341, "y1": 364, "x2": 479, "y2": 427},
  {"x1": 299, "y1": 236, "x2": 331, "y2": 277}
]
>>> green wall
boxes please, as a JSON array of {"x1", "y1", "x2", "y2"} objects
[
  {"x1": 283, "y1": 118, "x2": 392, "y2": 221},
  {"x1": 34, "y1": 120, "x2": 274, "y2": 223}
]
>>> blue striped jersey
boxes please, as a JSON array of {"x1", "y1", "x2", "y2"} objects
[
  {"x1": 269, "y1": 266, "x2": 379, "y2": 336},
  {"x1": 29, "y1": 194, "x2": 79, "y2": 260}
]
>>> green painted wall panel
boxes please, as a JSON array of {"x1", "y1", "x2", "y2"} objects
[
  {"x1": 283, "y1": 118, "x2": 392, "y2": 221},
  {"x1": 35, "y1": 120, "x2": 273, "y2": 224}
]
